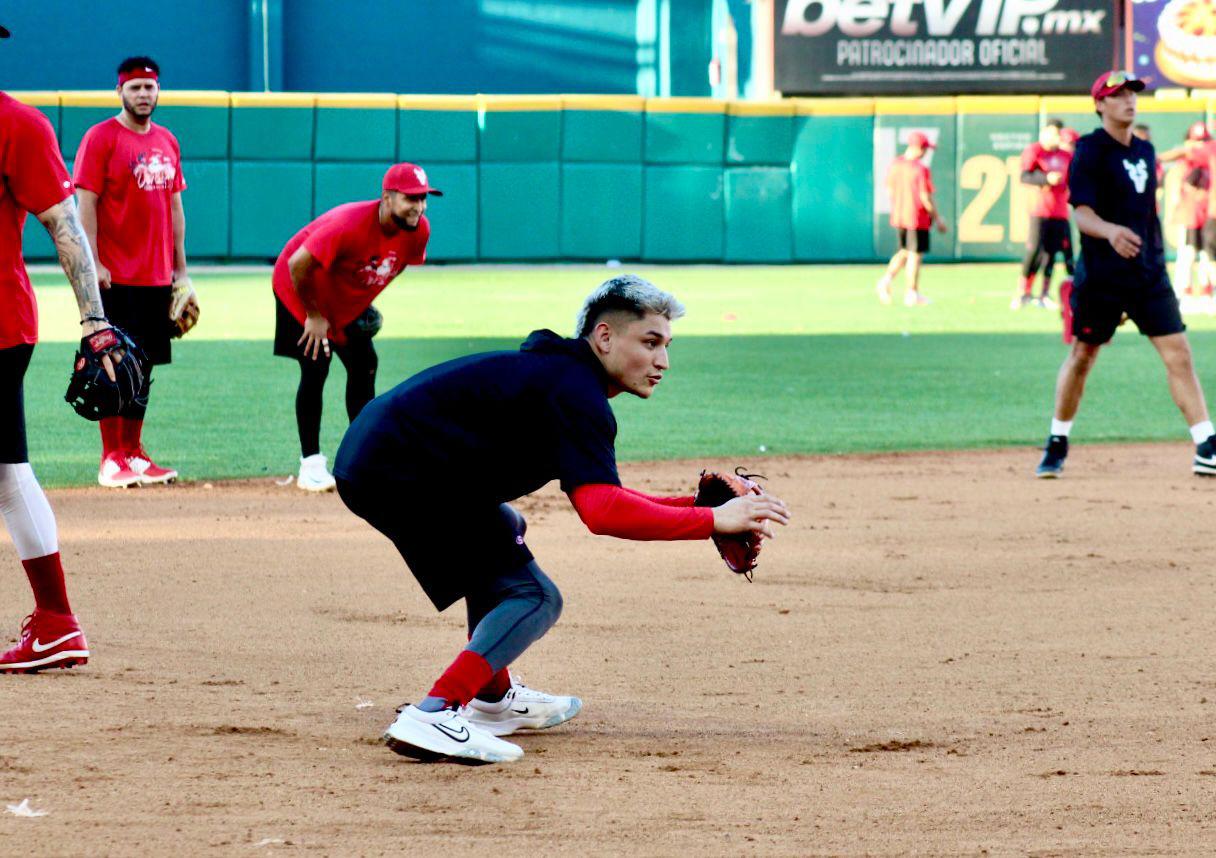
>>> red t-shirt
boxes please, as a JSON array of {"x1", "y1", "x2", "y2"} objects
[
  {"x1": 887, "y1": 157, "x2": 934, "y2": 230},
  {"x1": 1020, "y1": 143, "x2": 1072, "y2": 220},
  {"x1": 272, "y1": 201, "x2": 429, "y2": 346},
  {"x1": 0, "y1": 93, "x2": 75, "y2": 349},
  {"x1": 72, "y1": 118, "x2": 185, "y2": 286}
]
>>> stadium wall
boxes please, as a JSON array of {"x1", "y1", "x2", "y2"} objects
[{"x1": 14, "y1": 92, "x2": 1213, "y2": 265}]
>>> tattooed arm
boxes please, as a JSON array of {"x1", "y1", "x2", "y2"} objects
[
  {"x1": 75, "y1": 189, "x2": 111, "y2": 290},
  {"x1": 36, "y1": 197, "x2": 109, "y2": 334}
]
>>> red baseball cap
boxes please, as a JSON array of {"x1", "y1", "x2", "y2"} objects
[
  {"x1": 1061, "y1": 128, "x2": 1080, "y2": 143},
  {"x1": 1090, "y1": 70, "x2": 1145, "y2": 100},
  {"x1": 907, "y1": 131, "x2": 935, "y2": 150},
  {"x1": 1188, "y1": 121, "x2": 1211, "y2": 142},
  {"x1": 383, "y1": 162, "x2": 443, "y2": 196}
]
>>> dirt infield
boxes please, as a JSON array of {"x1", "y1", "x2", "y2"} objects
[{"x1": 2, "y1": 445, "x2": 1216, "y2": 855}]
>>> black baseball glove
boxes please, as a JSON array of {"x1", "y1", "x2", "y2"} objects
[
  {"x1": 64, "y1": 326, "x2": 149, "y2": 421},
  {"x1": 344, "y1": 305, "x2": 383, "y2": 341}
]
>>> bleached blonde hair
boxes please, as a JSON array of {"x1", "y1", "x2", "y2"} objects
[{"x1": 574, "y1": 274, "x2": 685, "y2": 338}]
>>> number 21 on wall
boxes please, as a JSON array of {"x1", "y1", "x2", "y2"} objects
[{"x1": 959, "y1": 155, "x2": 1031, "y2": 245}]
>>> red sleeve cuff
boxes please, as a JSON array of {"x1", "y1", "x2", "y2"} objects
[{"x1": 570, "y1": 484, "x2": 713, "y2": 540}]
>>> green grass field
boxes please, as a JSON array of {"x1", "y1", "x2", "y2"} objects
[{"x1": 23, "y1": 263, "x2": 1216, "y2": 487}]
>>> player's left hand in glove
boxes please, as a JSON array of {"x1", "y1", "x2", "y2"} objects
[
  {"x1": 168, "y1": 275, "x2": 199, "y2": 338},
  {"x1": 694, "y1": 468, "x2": 790, "y2": 580},
  {"x1": 64, "y1": 324, "x2": 148, "y2": 421}
]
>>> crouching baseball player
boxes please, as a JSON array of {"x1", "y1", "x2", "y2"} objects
[{"x1": 334, "y1": 274, "x2": 791, "y2": 763}]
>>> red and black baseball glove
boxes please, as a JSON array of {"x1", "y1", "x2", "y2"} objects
[{"x1": 693, "y1": 467, "x2": 765, "y2": 581}]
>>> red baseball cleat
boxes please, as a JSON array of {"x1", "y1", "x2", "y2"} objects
[
  {"x1": 0, "y1": 610, "x2": 89, "y2": 673},
  {"x1": 128, "y1": 448, "x2": 178, "y2": 485},
  {"x1": 98, "y1": 452, "x2": 141, "y2": 488}
]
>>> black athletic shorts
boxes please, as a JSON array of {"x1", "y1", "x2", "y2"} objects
[
  {"x1": 336, "y1": 475, "x2": 534, "y2": 612},
  {"x1": 1070, "y1": 271, "x2": 1185, "y2": 345},
  {"x1": 897, "y1": 228, "x2": 930, "y2": 254},
  {"x1": 272, "y1": 294, "x2": 376, "y2": 361},
  {"x1": 103, "y1": 284, "x2": 173, "y2": 366},
  {"x1": 1037, "y1": 217, "x2": 1072, "y2": 257},
  {"x1": 1186, "y1": 227, "x2": 1203, "y2": 250},
  {"x1": 1203, "y1": 221, "x2": 1216, "y2": 257},
  {"x1": 0, "y1": 344, "x2": 34, "y2": 464}
]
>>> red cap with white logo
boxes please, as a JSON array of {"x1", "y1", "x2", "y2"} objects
[
  {"x1": 1188, "y1": 121, "x2": 1211, "y2": 142},
  {"x1": 383, "y1": 163, "x2": 443, "y2": 196},
  {"x1": 907, "y1": 131, "x2": 935, "y2": 150}
]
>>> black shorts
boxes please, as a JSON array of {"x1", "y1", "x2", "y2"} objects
[
  {"x1": 897, "y1": 228, "x2": 929, "y2": 254},
  {"x1": 1037, "y1": 217, "x2": 1072, "y2": 257},
  {"x1": 1186, "y1": 227, "x2": 1203, "y2": 250},
  {"x1": 272, "y1": 294, "x2": 375, "y2": 361},
  {"x1": 1070, "y1": 271, "x2": 1186, "y2": 345},
  {"x1": 103, "y1": 284, "x2": 173, "y2": 366},
  {"x1": 336, "y1": 475, "x2": 534, "y2": 612},
  {"x1": 1203, "y1": 221, "x2": 1216, "y2": 257},
  {"x1": 0, "y1": 344, "x2": 34, "y2": 464}
]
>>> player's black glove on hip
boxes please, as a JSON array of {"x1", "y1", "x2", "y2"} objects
[{"x1": 64, "y1": 325, "x2": 149, "y2": 421}]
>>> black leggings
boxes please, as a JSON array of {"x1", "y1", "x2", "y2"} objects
[{"x1": 295, "y1": 341, "x2": 377, "y2": 457}]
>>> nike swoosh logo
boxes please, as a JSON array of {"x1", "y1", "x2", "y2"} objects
[
  {"x1": 433, "y1": 722, "x2": 470, "y2": 743},
  {"x1": 32, "y1": 632, "x2": 81, "y2": 653},
  {"x1": 511, "y1": 707, "x2": 530, "y2": 714}
]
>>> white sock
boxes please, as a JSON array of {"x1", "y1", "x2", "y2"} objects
[
  {"x1": 1050, "y1": 418, "x2": 1073, "y2": 437},
  {"x1": 1189, "y1": 420, "x2": 1214, "y2": 444},
  {"x1": 1175, "y1": 245, "x2": 1196, "y2": 296},
  {"x1": 0, "y1": 463, "x2": 59, "y2": 560}
]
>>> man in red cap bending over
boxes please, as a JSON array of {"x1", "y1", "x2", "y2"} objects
[
  {"x1": 876, "y1": 131, "x2": 948, "y2": 307},
  {"x1": 272, "y1": 163, "x2": 439, "y2": 491}
]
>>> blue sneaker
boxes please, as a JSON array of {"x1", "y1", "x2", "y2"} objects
[
  {"x1": 1194, "y1": 437, "x2": 1216, "y2": 477},
  {"x1": 1036, "y1": 435, "x2": 1068, "y2": 478}
]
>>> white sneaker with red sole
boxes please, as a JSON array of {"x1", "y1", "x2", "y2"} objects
[
  {"x1": 98, "y1": 452, "x2": 141, "y2": 488},
  {"x1": 0, "y1": 610, "x2": 89, "y2": 674},
  {"x1": 128, "y1": 448, "x2": 178, "y2": 485}
]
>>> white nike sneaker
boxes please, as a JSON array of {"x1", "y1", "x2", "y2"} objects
[
  {"x1": 461, "y1": 680, "x2": 583, "y2": 737},
  {"x1": 296, "y1": 453, "x2": 336, "y2": 492},
  {"x1": 383, "y1": 705, "x2": 523, "y2": 764}
]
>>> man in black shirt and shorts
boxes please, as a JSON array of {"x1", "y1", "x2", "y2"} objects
[{"x1": 1037, "y1": 71, "x2": 1216, "y2": 478}]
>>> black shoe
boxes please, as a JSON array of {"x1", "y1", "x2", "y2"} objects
[
  {"x1": 1194, "y1": 436, "x2": 1216, "y2": 477},
  {"x1": 1036, "y1": 434, "x2": 1068, "y2": 478}
]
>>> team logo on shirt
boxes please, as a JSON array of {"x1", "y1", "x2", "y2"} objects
[
  {"x1": 1123, "y1": 158, "x2": 1149, "y2": 194},
  {"x1": 130, "y1": 149, "x2": 177, "y2": 190},
  {"x1": 357, "y1": 252, "x2": 401, "y2": 288}
]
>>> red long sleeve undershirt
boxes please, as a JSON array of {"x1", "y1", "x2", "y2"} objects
[{"x1": 568, "y1": 484, "x2": 714, "y2": 540}]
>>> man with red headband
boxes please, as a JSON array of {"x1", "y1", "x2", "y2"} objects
[
  {"x1": 74, "y1": 56, "x2": 190, "y2": 488},
  {"x1": 1012, "y1": 119, "x2": 1074, "y2": 311},
  {"x1": 876, "y1": 131, "x2": 948, "y2": 307},
  {"x1": 1, "y1": 21, "x2": 123, "y2": 671},
  {"x1": 272, "y1": 163, "x2": 436, "y2": 491},
  {"x1": 1036, "y1": 71, "x2": 1216, "y2": 478}
]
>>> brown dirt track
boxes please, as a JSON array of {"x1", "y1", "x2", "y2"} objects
[{"x1": 2, "y1": 445, "x2": 1216, "y2": 856}]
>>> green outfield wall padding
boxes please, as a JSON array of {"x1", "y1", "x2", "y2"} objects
[
  {"x1": 562, "y1": 111, "x2": 644, "y2": 163},
  {"x1": 873, "y1": 114, "x2": 958, "y2": 264},
  {"x1": 398, "y1": 111, "x2": 479, "y2": 163},
  {"x1": 230, "y1": 162, "x2": 314, "y2": 258},
  {"x1": 419, "y1": 163, "x2": 478, "y2": 262},
  {"x1": 231, "y1": 107, "x2": 314, "y2": 161},
  {"x1": 642, "y1": 165, "x2": 724, "y2": 261},
  {"x1": 479, "y1": 163, "x2": 560, "y2": 259},
  {"x1": 560, "y1": 163, "x2": 643, "y2": 259},
  {"x1": 315, "y1": 108, "x2": 396, "y2": 162},
  {"x1": 156, "y1": 106, "x2": 230, "y2": 160},
  {"x1": 59, "y1": 106, "x2": 116, "y2": 159},
  {"x1": 182, "y1": 160, "x2": 230, "y2": 259},
  {"x1": 791, "y1": 114, "x2": 875, "y2": 262},
  {"x1": 955, "y1": 108, "x2": 1040, "y2": 262},
  {"x1": 725, "y1": 168, "x2": 793, "y2": 263},
  {"x1": 313, "y1": 163, "x2": 385, "y2": 216},
  {"x1": 726, "y1": 114, "x2": 794, "y2": 166},
  {"x1": 645, "y1": 112, "x2": 725, "y2": 165},
  {"x1": 480, "y1": 111, "x2": 562, "y2": 162}
]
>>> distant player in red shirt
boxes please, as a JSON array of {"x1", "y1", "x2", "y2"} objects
[
  {"x1": 1160, "y1": 122, "x2": 1212, "y2": 300},
  {"x1": 0, "y1": 22, "x2": 123, "y2": 672},
  {"x1": 74, "y1": 56, "x2": 190, "y2": 488},
  {"x1": 876, "y1": 131, "x2": 948, "y2": 307},
  {"x1": 272, "y1": 163, "x2": 436, "y2": 491},
  {"x1": 1013, "y1": 119, "x2": 1074, "y2": 311}
]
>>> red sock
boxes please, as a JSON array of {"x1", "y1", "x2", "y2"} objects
[
  {"x1": 99, "y1": 417, "x2": 122, "y2": 456},
  {"x1": 428, "y1": 650, "x2": 493, "y2": 707},
  {"x1": 121, "y1": 417, "x2": 144, "y2": 453},
  {"x1": 476, "y1": 668, "x2": 513, "y2": 702},
  {"x1": 21, "y1": 553, "x2": 72, "y2": 615},
  {"x1": 1020, "y1": 274, "x2": 1033, "y2": 295}
]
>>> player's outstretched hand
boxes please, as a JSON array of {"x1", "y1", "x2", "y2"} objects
[
  {"x1": 298, "y1": 313, "x2": 331, "y2": 361},
  {"x1": 1106, "y1": 225, "x2": 1142, "y2": 259},
  {"x1": 712, "y1": 492, "x2": 790, "y2": 540},
  {"x1": 936, "y1": 217, "x2": 949, "y2": 234}
]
